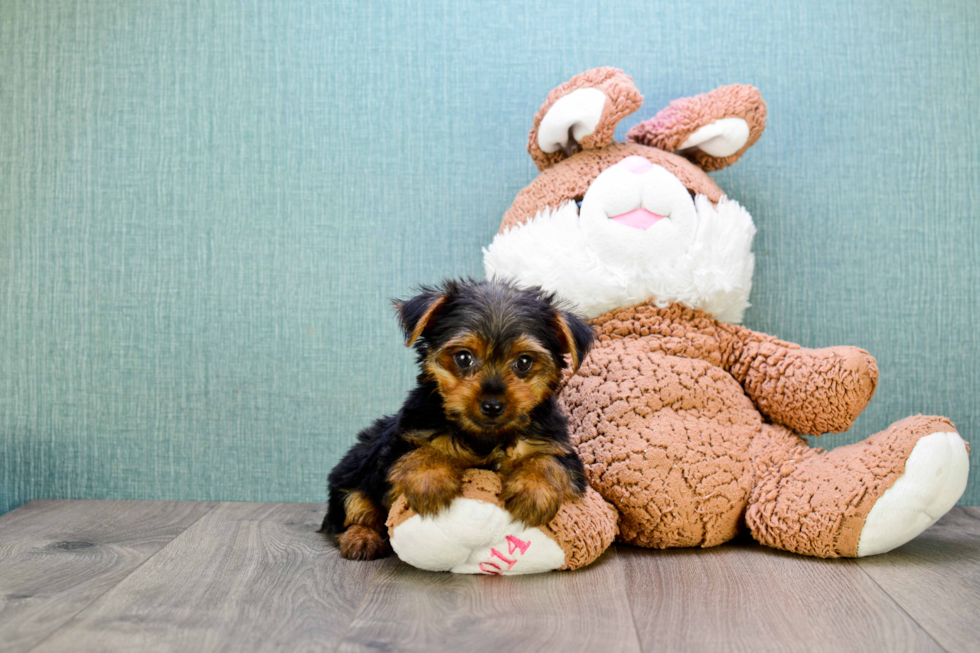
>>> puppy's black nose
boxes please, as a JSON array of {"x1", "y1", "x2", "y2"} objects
[{"x1": 479, "y1": 397, "x2": 505, "y2": 418}]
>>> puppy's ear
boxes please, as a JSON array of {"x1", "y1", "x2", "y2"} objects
[
  {"x1": 554, "y1": 310, "x2": 594, "y2": 373},
  {"x1": 393, "y1": 289, "x2": 448, "y2": 347}
]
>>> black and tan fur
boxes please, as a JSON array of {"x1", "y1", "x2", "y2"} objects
[{"x1": 321, "y1": 278, "x2": 594, "y2": 560}]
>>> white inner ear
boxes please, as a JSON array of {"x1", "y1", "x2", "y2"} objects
[
  {"x1": 677, "y1": 117, "x2": 750, "y2": 158},
  {"x1": 537, "y1": 87, "x2": 607, "y2": 155}
]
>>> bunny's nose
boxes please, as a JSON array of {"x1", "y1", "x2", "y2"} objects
[{"x1": 617, "y1": 155, "x2": 656, "y2": 174}]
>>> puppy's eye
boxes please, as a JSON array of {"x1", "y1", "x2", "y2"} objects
[
  {"x1": 453, "y1": 351, "x2": 474, "y2": 369},
  {"x1": 514, "y1": 355, "x2": 533, "y2": 374}
]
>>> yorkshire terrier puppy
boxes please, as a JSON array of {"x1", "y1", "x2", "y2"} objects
[{"x1": 322, "y1": 278, "x2": 594, "y2": 561}]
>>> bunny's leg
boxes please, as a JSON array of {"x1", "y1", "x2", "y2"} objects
[{"x1": 746, "y1": 417, "x2": 968, "y2": 557}]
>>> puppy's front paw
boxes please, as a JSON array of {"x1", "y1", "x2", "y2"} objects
[
  {"x1": 501, "y1": 473, "x2": 563, "y2": 527},
  {"x1": 389, "y1": 457, "x2": 463, "y2": 518},
  {"x1": 338, "y1": 525, "x2": 390, "y2": 561}
]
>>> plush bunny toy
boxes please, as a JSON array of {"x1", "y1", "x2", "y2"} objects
[
  {"x1": 482, "y1": 67, "x2": 969, "y2": 558},
  {"x1": 388, "y1": 68, "x2": 969, "y2": 573}
]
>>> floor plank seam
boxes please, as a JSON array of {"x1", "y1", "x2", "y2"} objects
[
  {"x1": 615, "y1": 547, "x2": 646, "y2": 653},
  {"x1": 330, "y1": 556, "x2": 394, "y2": 653},
  {"x1": 20, "y1": 501, "x2": 222, "y2": 653},
  {"x1": 959, "y1": 506, "x2": 980, "y2": 521},
  {"x1": 852, "y1": 561, "x2": 952, "y2": 653}
]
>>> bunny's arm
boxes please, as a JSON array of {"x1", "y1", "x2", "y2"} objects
[{"x1": 715, "y1": 322, "x2": 878, "y2": 435}]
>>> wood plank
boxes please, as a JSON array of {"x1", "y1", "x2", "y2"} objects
[
  {"x1": 337, "y1": 547, "x2": 641, "y2": 653},
  {"x1": 856, "y1": 507, "x2": 980, "y2": 653},
  {"x1": 0, "y1": 500, "x2": 215, "y2": 653},
  {"x1": 621, "y1": 536, "x2": 944, "y2": 653},
  {"x1": 27, "y1": 502, "x2": 387, "y2": 653},
  {"x1": 9, "y1": 501, "x2": 975, "y2": 653}
]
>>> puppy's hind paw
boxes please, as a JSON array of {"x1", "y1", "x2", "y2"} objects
[{"x1": 338, "y1": 525, "x2": 390, "y2": 561}]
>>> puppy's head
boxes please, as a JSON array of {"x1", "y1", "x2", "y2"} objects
[{"x1": 395, "y1": 278, "x2": 593, "y2": 435}]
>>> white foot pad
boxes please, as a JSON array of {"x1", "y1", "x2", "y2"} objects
[
  {"x1": 389, "y1": 498, "x2": 566, "y2": 575},
  {"x1": 858, "y1": 432, "x2": 969, "y2": 556}
]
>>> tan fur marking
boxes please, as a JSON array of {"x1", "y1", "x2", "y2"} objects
[
  {"x1": 404, "y1": 295, "x2": 448, "y2": 347},
  {"x1": 401, "y1": 429, "x2": 438, "y2": 444},
  {"x1": 501, "y1": 455, "x2": 575, "y2": 526},
  {"x1": 423, "y1": 359, "x2": 459, "y2": 393},
  {"x1": 388, "y1": 447, "x2": 464, "y2": 516},
  {"x1": 508, "y1": 335, "x2": 561, "y2": 413},
  {"x1": 338, "y1": 524, "x2": 389, "y2": 561},
  {"x1": 425, "y1": 331, "x2": 486, "y2": 431},
  {"x1": 439, "y1": 373, "x2": 487, "y2": 433},
  {"x1": 424, "y1": 434, "x2": 488, "y2": 466},
  {"x1": 555, "y1": 314, "x2": 581, "y2": 372},
  {"x1": 342, "y1": 490, "x2": 385, "y2": 530},
  {"x1": 506, "y1": 439, "x2": 569, "y2": 464},
  {"x1": 441, "y1": 332, "x2": 489, "y2": 359},
  {"x1": 508, "y1": 367, "x2": 557, "y2": 419},
  {"x1": 509, "y1": 334, "x2": 551, "y2": 360}
]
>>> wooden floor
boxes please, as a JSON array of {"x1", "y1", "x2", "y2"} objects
[{"x1": 0, "y1": 502, "x2": 977, "y2": 653}]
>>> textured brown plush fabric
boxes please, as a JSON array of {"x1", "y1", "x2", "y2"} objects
[
  {"x1": 527, "y1": 67, "x2": 644, "y2": 171},
  {"x1": 500, "y1": 142, "x2": 724, "y2": 234},
  {"x1": 746, "y1": 415, "x2": 957, "y2": 557},
  {"x1": 715, "y1": 323, "x2": 880, "y2": 435},
  {"x1": 488, "y1": 69, "x2": 964, "y2": 560},
  {"x1": 386, "y1": 468, "x2": 618, "y2": 571},
  {"x1": 626, "y1": 84, "x2": 767, "y2": 172},
  {"x1": 542, "y1": 478, "x2": 619, "y2": 570},
  {"x1": 558, "y1": 301, "x2": 954, "y2": 557}
]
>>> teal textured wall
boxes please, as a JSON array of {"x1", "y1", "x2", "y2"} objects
[{"x1": 1, "y1": 0, "x2": 978, "y2": 515}]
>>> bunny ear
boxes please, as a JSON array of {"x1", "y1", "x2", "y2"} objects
[
  {"x1": 626, "y1": 85, "x2": 766, "y2": 172},
  {"x1": 528, "y1": 67, "x2": 643, "y2": 171}
]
